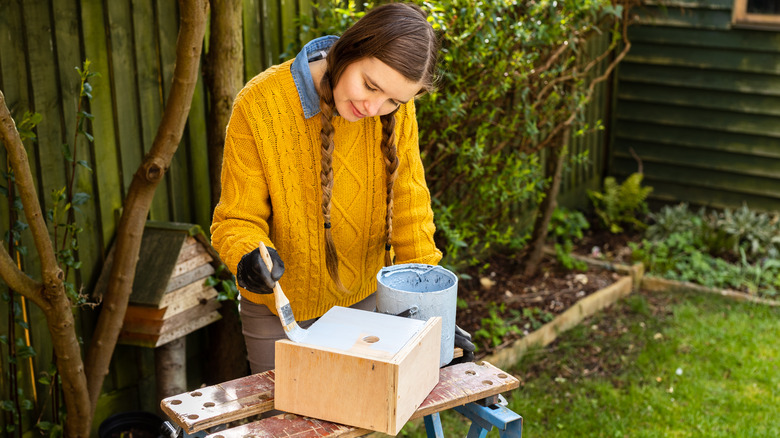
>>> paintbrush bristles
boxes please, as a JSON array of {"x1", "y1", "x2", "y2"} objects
[{"x1": 257, "y1": 242, "x2": 307, "y2": 342}]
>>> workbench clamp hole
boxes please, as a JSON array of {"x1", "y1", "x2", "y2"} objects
[
  {"x1": 170, "y1": 399, "x2": 182, "y2": 405},
  {"x1": 482, "y1": 380, "x2": 493, "y2": 386},
  {"x1": 204, "y1": 402, "x2": 215, "y2": 408},
  {"x1": 187, "y1": 415, "x2": 199, "y2": 420},
  {"x1": 362, "y1": 335, "x2": 380, "y2": 343},
  {"x1": 190, "y1": 391, "x2": 202, "y2": 397},
  {"x1": 465, "y1": 370, "x2": 476, "y2": 375}
]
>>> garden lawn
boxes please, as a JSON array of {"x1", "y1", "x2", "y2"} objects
[{"x1": 401, "y1": 289, "x2": 780, "y2": 437}]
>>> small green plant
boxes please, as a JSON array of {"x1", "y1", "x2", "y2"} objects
[
  {"x1": 206, "y1": 265, "x2": 239, "y2": 302},
  {"x1": 588, "y1": 172, "x2": 652, "y2": 233},
  {"x1": 548, "y1": 207, "x2": 589, "y2": 271},
  {"x1": 473, "y1": 303, "x2": 521, "y2": 349}
]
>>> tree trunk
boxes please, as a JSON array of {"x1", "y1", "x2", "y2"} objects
[
  {"x1": 155, "y1": 338, "x2": 188, "y2": 408},
  {"x1": 84, "y1": 0, "x2": 208, "y2": 419},
  {"x1": 523, "y1": 133, "x2": 569, "y2": 278},
  {"x1": 204, "y1": 0, "x2": 244, "y2": 212}
]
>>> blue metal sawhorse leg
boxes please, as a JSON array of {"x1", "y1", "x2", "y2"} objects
[{"x1": 423, "y1": 396, "x2": 522, "y2": 438}]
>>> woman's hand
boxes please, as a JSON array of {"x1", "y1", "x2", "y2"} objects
[{"x1": 236, "y1": 246, "x2": 285, "y2": 294}]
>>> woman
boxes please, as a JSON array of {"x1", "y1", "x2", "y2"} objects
[{"x1": 211, "y1": 3, "x2": 457, "y2": 374}]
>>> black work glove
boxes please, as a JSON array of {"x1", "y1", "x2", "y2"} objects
[
  {"x1": 236, "y1": 247, "x2": 285, "y2": 294},
  {"x1": 448, "y1": 325, "x2": 476, "y2": 366}
]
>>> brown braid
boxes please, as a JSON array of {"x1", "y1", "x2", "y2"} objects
[
  {"x1": 379, "y1": 111, "x2": 399, "y2": 266},
  {"x1": 315, "y1": 2, "x2": 439, "y2": 291},
  {"x1": 318, "y1": 71, "x2": 350, "y2": 293}
]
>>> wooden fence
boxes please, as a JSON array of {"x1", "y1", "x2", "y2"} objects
[{"x1": 0, "y1": 0, "x2": 612, "y2": 431}]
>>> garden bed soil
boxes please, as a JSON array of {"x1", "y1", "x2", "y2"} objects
[{"x1": 457, "y1": 227, "x2": 642, "y2": 359}]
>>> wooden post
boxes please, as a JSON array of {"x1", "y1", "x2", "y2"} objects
[{"x1": 155, "y1": 338, "x2": 187, "y2": 409}]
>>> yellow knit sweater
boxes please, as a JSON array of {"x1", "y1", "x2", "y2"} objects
[{"x1": 210, "y1": 59, "x2": 442, "y2": 321}]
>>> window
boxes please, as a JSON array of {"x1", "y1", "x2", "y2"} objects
[{"x1": 733, "y1": 0, "x2": 780, "y2": 28}]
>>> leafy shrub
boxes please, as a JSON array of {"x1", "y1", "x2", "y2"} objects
[
  {"x1": 588, "y1": 172, "x2": 652, "y2": 233},
  {"x1": 632, "y1": 203, "x2": 780, "y2": 297},
  {"x1": 548, "y1": 207, "x2": 589, "y2": 271},
  {"x1": 308, "y1": 0, "x2": 630, "y2": 271},
  {"x1": 646, "y1": 203, "x2": 780, "y2": 264}
]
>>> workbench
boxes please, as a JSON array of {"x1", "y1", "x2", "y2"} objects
[{"x1": 161, "y1": 361, "x2": 523, "y2": 437}]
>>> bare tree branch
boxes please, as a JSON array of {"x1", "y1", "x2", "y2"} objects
[
  {"x1": 0, "y1": 90, "x2": 92, "y2": 438},
  {"x1": 84, "y1": 0, "x2": 209, "y2": 413}
]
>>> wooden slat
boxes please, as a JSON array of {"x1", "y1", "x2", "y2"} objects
[
  {"x1": 162, "y1": 361, "x2": 519, "y2": 435},
  {"x1": 618, "y1": 62, "x2": 780, "y2": 97},
  {"x1": 159, "y1": 285, "x2": 218, "y2": 317},
  {"x1": 615, "y1": 100, "x2": 780, "y2": 138},
  {"x1": 628, "y1": 25, "x2": 780, "y2": 53},
  {"x1": 24, "y1": 0, "x2": 68, "y2": 221},
  {"x1": 612, "y1": 157, "x2": 779, "y2": 199},
  {"x1": 119, "y1": 311, "x2": 221, "y2": 347},
  {"x1": 297, "y1": 0, "x2": 313, "y2": 43},
  {"x1": 123, "y1": 298, "x2": 220, "y2": 335},
  {"x1": 642, "y1": 0, "x2": 732, "y2": 8},
  {"x1": 280, "y1": 0, "x2": 298, "y2": 54},
  {"x1": 107, "y1": 0, "x2": 144, "y2": 194},
  {"x1": 177, "y1": 236, "x2": 202, "y2": 261},
  {"x1": 131, "y1": 0, "x2": 165, "y2": 188},
  {"x1": 624, "y1": 42, "x2": 780, "y2": 75},
  {"x1": 636, "y1": 5, "x2": 733, "y2": 30},
  {"x1": 262, "y1": 0, "x2": 282, "y2": 67},
  {"x1": 617, "y1": 81, "x2": 780, "y2": 117},
  {"x1": 171, "y1": 251, "x2": 213, "y2": 277},
  {"x1": 613, "y1": 173, "x2": 780, "y2": 212},
  {"x1": 151, "y1": 0, "x2": 178, "y2": 221},
  {"x1": 164, "y1": 263, "x2": 216, "y2": 294},
  {"x1": 243, "y1": 0, "x2": 264, "y2": 78},
  {"x1": 82, "y1": 0, "x2": 124, "y2": 246},
  {"x1": 613, "y1": 138, "x2": 780, "y2": 179},
  {"x1": 184, "y1": 71, "x2": 211, "y2": 228},
  {"x1": 613, "y1": 120, "x2": 780, "y2": 159}
]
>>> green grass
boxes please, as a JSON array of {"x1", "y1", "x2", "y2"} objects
[{"x1": 401, "y1": 290, "x2": 780, "y2": 437}]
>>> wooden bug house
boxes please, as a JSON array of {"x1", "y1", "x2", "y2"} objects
[{"x1": 94, "y1": 221, "x2": 224, "y2": 348}]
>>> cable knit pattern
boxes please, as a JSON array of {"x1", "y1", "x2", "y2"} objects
[{"x1": 211, "y1": 59, "x2": 442, "y2": 321}]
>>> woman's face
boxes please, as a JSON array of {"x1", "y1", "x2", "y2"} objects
[{"x1": 332, "y1": 57, "x2": 422, "y2": 122}]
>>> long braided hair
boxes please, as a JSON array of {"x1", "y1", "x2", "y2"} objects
[{"x1": 318, "y1": 3, "x2": 438, "y2": 291}]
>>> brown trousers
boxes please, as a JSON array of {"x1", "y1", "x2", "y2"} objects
[{"x1": 240, "y1": 293, "x2": 377, "y2": 374}]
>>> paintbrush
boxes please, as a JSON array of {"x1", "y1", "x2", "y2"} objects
[{"x1": 258, "y1": 242, "x2": 308, "y2": 342}]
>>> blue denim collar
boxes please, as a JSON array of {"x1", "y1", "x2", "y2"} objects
[{"x1": 291, "y1": 35, "x2": 338, "y2": 119}]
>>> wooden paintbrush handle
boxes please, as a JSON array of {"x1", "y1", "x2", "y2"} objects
[{"x1": 257, "y1": 242, "x2": 290, "y2": 312}]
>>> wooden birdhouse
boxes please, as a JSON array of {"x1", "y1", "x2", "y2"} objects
[{"x1": 94, "y1": 221, "x2": 224, "y2": 348}]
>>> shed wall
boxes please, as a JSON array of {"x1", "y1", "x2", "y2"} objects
[{"x1": 610, "y1": 0, "x2": 780, "y2": 210}]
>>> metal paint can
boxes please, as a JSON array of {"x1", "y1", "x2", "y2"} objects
[{"x1": 376, "y1": 264, "x2": 458, "y2": 366}]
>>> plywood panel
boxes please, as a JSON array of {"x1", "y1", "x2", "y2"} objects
[{"x1": 275, "y1": 310, "x2": 441, "y2": 435}]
